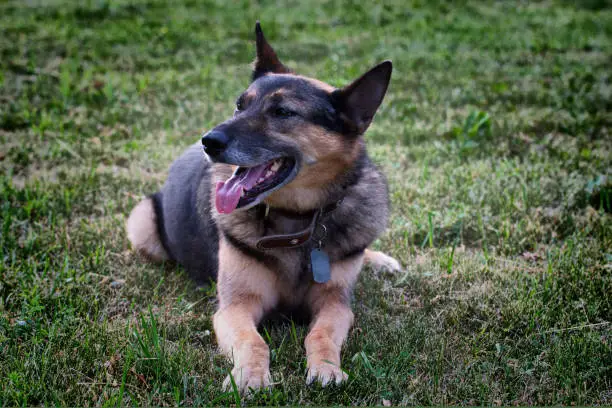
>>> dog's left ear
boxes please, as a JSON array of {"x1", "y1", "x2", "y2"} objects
[
  {"x1": 253, "y1": 21, "x2": 292, "y2": 81},
  {"x1": 333, "y1": 60, "x2": 392, "y2": 135}
]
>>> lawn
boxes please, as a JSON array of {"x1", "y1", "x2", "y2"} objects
[{"x1": 1, "y1": 0, "x2": 611, "y2": 405}]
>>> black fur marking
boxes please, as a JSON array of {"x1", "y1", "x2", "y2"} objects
[
  {"x1": 253, "y1": 22, "x2": 292, "y2": 80},
  {"x1": 222, "y1": 231, "x2": 270, "y2": 264},
  {"x1": 264, "y1": 304, "x2": 312, "y2": 325},
  {"x1": 339, "y1": 247, "x2": 366, "y2": 261},
  {"x1": 340, "y1": 146, "x2": 368, "y2": 189},
  {"x1": 298, "y1": 244, "x2": 316, "y2": 286},
  {"x1": 149, "y1": 192, "x2": 174, "y2": 261}
]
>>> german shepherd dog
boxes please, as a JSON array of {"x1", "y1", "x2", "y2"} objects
[{"x1": 126, "y1": 22, "x2": 400, "y2": 393}]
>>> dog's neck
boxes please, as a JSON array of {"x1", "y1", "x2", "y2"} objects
[{"x1": 252, "y1": 199, "x2": 342, "y2": 250}]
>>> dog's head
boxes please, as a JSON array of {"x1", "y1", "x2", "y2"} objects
[{"x1": 203, "y1": 22, "x2": 392, "y2": 214}]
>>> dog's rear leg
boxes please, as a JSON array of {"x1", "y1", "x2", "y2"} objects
[
  {"x1": 126, "y1": 196, "x2": 169, "y2": 262},
  {"x1": 364, "y1": 248, "x2": 401, "y2": 272}
]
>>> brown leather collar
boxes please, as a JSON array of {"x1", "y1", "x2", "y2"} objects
[{"x1": 255, "y1": 199, "x2": 342, "y2": 251}]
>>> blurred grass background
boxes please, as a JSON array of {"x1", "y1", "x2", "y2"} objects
[{"x1": 0, "y1": 0, "x2": 611, "y2": 405}]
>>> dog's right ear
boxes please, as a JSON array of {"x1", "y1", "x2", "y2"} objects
[{"x1": 252, "y1": 21, "x2": 292, "y2": 81}]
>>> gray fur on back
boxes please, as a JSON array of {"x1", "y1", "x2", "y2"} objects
[{"x1": 157, "y1": 143, "x2": 218, "y2": 283}]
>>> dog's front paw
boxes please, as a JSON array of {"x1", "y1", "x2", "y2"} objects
[
  {"x1": 365, "y1": 249, "x2": 402, "y2": 272},
  {"x1": 306, "y1": 361, "x2": 348, "y2": 387},
  {"x1": 223, "y1": 365, "x2": 271, "y2": 394}
]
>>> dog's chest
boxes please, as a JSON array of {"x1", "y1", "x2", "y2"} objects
[{"x1": 262, "y1": 214, "x2": 314, "y2": 288}]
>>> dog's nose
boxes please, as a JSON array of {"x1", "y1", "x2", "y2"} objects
[{"x1": 201, "y1": 130, "x2": 229, "y2": 157}]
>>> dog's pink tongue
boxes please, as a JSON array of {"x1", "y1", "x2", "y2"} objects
[
  {"x1": 215, "y1": 164, "x2": 269, "y2": 214},
  {"x1": 215, "y1": 181, "x2": 242, "y2": 214}
]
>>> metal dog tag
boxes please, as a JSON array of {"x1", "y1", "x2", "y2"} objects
[{"x1": 310, "y1": 248, "x2": 331, "y2": 283}]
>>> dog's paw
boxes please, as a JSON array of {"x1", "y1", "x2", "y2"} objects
[
  {"x1": 306, "y1": 362, "x2": 348, "y2": 387},
  {"x1": 223, "y1": 365, "x2": 271, "y2": 394},
  {"x1": 364, "y1": 249, "x2": 402, "y2": 272}
]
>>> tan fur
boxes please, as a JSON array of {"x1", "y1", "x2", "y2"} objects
[
  {"x1": 304, "y1": 254, "x2": 363, "y2": 386},
  {"x1": 244, "y1": 90, "x2": 257, "y2": 103},
  {"x1": 264, "y1": 131, "x2": 364, "y2": 212},
  {"x1": 298, "y1": 75, "x2": 336, "y2": 92},
  {"x1": 214, "y1": 301, "x2": 272, "y2": 392},
  {"x1": 213, "y1": 238, "x2": 278, "y2": 392},
  {"x1": 290, "y1": 125, "x2": 360, "y2": 180},
  {"x1": 213, "y1": 234, "x2": 367, "y2": 391},
  {"x1": 261, "y1": 73, "x2": 336, "y2": 93},
  {"x1": 364, "y1": 249, "x2": 402, "y2": 272},
  {"x1": 126, "y1": 198, "x2": 169, "y2": 261},
  {"x1": 273, "y1": 112, "x2": 356, "y2": 163},
  {"x1": 216, "y1": 238, "x2": 279, "y2": 310}
]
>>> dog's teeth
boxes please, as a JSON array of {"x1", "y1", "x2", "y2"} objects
[{"x1": 271, "y1": 161, "x2": 281, "y2": 172}]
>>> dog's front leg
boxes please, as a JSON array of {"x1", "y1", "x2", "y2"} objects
[
  {"x1": 213, "y1": 239, "x2": 278, "y2": 393},
  {"x1": 214, "y1": 301, "x2": 271, "y2": 393},
  {"x1": 304, "y1": 254, "x2": 363, "y2": 386}
]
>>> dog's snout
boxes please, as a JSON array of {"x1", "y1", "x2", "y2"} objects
[{"x1": 201, "y1": 130, "x2": 229, "y2": 157}]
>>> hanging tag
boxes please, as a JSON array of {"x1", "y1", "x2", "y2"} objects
[{"x1": 310, "y1": 248, "x2": 331, "y2": 283}]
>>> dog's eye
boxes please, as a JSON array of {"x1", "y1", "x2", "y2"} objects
[
  {"x1": 236, "y1": 99, "x2": 245, "y2": 111},
  {"x1": 273, "y1": 107, "x2": 296, "y2": 118}
]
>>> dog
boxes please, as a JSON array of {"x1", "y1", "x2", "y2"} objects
[{"x1": 126, "y1": 22, "x2": 400, "y2": 393}]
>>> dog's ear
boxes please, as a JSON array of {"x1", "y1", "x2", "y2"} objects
[
  {"x1": 333, "y1": 60, "x2": 392, "y2": 135},
  {"x1": 252, "y1": 21, "x2": 291, "y2": 81}
]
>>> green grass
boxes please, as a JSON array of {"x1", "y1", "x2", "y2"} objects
[{"x1": 1, "y1": 0, "x2": 611, "y2": 405}]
